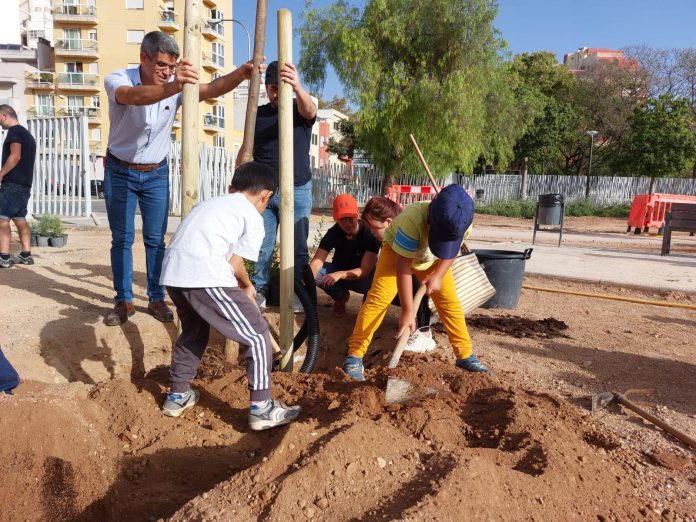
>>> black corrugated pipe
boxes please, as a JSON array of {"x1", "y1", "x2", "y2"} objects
[{"x1": 292, "y1": 264, "x2": 320, "y2": 373}]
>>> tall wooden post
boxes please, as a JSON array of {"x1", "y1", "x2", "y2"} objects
[
  {"x1": 277, "y1": 9, "x2": 294, "y2": 372},
  {"x1": 181, "y1": 0, "x2": 201, "y2": 218},
  {"x1": 237, "y1": 0, "x2": 267, "y2": 165}
]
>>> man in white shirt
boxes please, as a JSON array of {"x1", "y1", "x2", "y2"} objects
[
  {"x1": 103, "y1": 31, "x2": 263, "y2": 327},
  {"x1": 159, "y1": 161, "x2": 300, "y2": 430}
]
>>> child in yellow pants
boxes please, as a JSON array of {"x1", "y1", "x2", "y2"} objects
[{"x1": 343, "y1": 185, "x2": 488, "y2": 380}]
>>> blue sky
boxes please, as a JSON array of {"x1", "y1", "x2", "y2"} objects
[{"x1": 231, "y1": 1, "x2": 696, "y2": 100}]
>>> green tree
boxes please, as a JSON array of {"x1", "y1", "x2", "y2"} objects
[
  {"x1": 327, "y1": 119, "x2": 356, "y2": 159},
  {"x1": 299, "y1": 0, "x2": 507, "y2": 178},
  {"x1": 316, "y1": 94, "x2": 354, "y2": 116},
  {"x1": 618, "y1": 94, "x2": 696, "y2": 190}
]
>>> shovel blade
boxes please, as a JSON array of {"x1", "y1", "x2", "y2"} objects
[
  {"x1": 386, "y1": 377, "x2": 438, "y2": 405},
  {"x1": 591, "y1": 391, "x2": 615, "y2": 413}
]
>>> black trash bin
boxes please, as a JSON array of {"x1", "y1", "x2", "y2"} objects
[
  {"x1": 472, "y1": 249, "x2": 533, "y2": 309},
  {"x1": 533, "y1": 193, "x2": 564, "y2": 246}
]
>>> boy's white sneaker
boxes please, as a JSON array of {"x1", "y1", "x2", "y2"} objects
[
  {"x1": 249, "y1": 400, "x2": 301, "y2": 430},
  {"x1": 405, "y1": 326, "x2": 436, "y2": 353}
]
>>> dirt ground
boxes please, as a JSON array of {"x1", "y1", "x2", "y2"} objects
[{"x1": 1, "y1": 218, "x2": 695, "y2": 521}]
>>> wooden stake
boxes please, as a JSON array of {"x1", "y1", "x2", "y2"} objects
[
  {"x1": 181, "y1": 0, "x2": 201, "y2": 218},
  {"x1": 277, "y1": 8, "x2": 294, "y2": 372},
  {"x1": 236, "y1": 0, "x2": 267, "y2": 165}
]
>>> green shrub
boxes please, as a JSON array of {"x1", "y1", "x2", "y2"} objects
[
  {"x1": 475, "y1": 200, "x2": 630, "y2": 219},
  {"x1": 36, "y1": 214, "x2": 63, "y2": 237}
]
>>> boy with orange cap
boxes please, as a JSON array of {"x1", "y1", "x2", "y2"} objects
[{"x1": 309, "y1": 194, "x2": 381, "y2": 317}]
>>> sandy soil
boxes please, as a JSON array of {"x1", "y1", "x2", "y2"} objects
[{"x1": 1, "y1": 222, "x2": 695, "y2": 521}]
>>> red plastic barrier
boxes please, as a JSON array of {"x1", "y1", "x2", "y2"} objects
[
  {"x1": 627, "y1": 193, "x2": 696, "y2": 233},
  {"x1": 386, "y1": 185, "x2": 474, "y2": 208}
]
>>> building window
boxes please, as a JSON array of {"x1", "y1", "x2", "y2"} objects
[
  {"x1": 209, "y1": 9, "x2": 224, "y2": 35},
  {"x1": 212, "y1": 42, "x2": 224, "y2": 67},
  {"x1": 125, "y1": 0, "x2": 144, "y2": 9},
  {"x1": 36, "y1": 94, "x2": 54, "y2": 117},
  {"x1": 91, "y1": 96, "x2": 100, "y2": 108},
  {"x1": 214, "y1": 136, "x2": 225, "y2": 148},
  {"x1": 88, "y1": 30, "x2": 97, "y2": 41},
  {"x1": 212, "y1": 105, "x2": 225, "y2": 127},
  {"x1": 92, "y1": 128, "x2": 101, "y2": 141},
  {"x1": 311, "y1": 134, "x2": 318, "y2": 146},
  {"x1": 127, "y1": 30, "x2": 145, "y2": 44}
]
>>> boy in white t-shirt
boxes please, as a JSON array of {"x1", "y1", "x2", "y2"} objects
[{"x1": 159, "y1": 161, "x2": 300, "y2": 430}]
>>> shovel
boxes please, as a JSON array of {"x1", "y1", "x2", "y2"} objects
[
  {"x1": 592, "y1": 389, "x2": 696, "y2": 450},
  {"x1": 386, "y1": 285, "x2": 443, "y2": 404}
]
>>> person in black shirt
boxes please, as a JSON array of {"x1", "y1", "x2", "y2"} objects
[
  {"x1": 309, "y1": 194, "x2": 380, "y2": 318},
  {"x1": 0, "y1": 105, "x2": 36, "y2": 268},
  {"x1": 250, "y1": 60, "x2": 317, "y2": 311}
]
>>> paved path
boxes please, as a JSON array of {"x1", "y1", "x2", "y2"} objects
[{"x1": 62, "y1": 209, "x2": 696, "y2": 295}]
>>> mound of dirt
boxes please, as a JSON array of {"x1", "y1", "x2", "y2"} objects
[{"x1": 462, "y1": 315, "x2": 570, "y2": 339}]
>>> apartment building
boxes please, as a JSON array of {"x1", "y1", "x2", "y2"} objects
[
  {"x1": 19, "y1": 0, "x2": 54, "y2": 49},
  {"x1": 24, "y1": 0, "x2": 234, "y2": 158},
  {"x1": 563, "y1": 47, "x2": 627, "y2": 72},
  {"x1": 315, "y1": 108, "x2": 349, "y2": 171}
]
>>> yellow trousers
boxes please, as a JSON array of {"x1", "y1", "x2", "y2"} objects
[{"x1": 347, "y1": 244, "x2": 473, "y2": 360}]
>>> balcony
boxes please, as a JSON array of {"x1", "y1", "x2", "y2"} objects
[
  {"x1": 58, "y1": 106, "x2": 101, "y2": 122},
  {"x1": 202, "y1": 0, "x2": 217, "y2": 7},
  {"x1": 55, "y1": 39, "x2": 98, "y2": 58},
  {"x1": 158, "y1": 10, "x2": 180, "y2": 31},
  {"x1": 53, "y1": 3, "x2": 97, "y2": 24},
  {"x1": 25, "y1": 71, "x2": 55, "y2": 90},
  {"x1": 56, "y1": 72, "x2": 100, "y2": 91},
  {"x1": 203, "y1": 113, "x2": 223, "y2": 132},
  {"x1": 27, "y1": 106, "x2": 56, "y2": 118},
  {"x1": 202, "y1": 50, "x2": 223, "y2": 71},
  {"x1": 202, "y1": 21, "x2": 224, "y2": 40}
]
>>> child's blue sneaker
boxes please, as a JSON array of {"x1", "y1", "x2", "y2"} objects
[
  {"x1": 342, "y1": 356, "x2": 365, "y2": 381},
  {"x1": 162, "y1": 389, "x2": 200, "y2": 417},
  {"x1": 456, "y1": 355, "x2": 488, "y2": 373}
]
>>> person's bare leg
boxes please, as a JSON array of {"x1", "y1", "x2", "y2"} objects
[
  {"x1": 0, "y1": 219, "x2": 11, "y2": 254},
  {"x1": 13, "y1": 219, "x2": 31, "y2": 252}
]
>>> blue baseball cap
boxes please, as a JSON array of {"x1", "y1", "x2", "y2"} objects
[{"x1": 428, "y1": 184, "x2": 474, "y2": 260}]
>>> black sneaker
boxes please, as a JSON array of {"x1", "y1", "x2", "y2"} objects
[
  {"x1": 14, "y1": 253, "x2": 34, "y2": 265},
  {"x1": 0, "y1": 257, "x2": 14, "y2": 269}
]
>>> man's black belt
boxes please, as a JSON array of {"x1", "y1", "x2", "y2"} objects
[{"x1": 107, "y1": 150, "x2": 166, "y2": 172}]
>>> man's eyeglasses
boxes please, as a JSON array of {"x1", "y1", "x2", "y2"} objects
[{"x1": 153, "y1": 60, "x2": 177, "y2": 74}]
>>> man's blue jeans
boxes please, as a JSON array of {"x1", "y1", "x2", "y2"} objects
[
  {"x1": 316, "y1": 262, "x2": 372, "y2": 300},
  {"x1": 252, "y1": 180, "x2": 312, "y2": 295},
  {"x1": 104, "y1": 155, "x2": 169, "y2": 303}
]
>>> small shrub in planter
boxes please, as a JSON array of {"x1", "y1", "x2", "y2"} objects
[
  {"x1": 35, "y1": 214, "x2": 65, "y2": 247},
  {"x1": 29, "y1": 221, "x2": 41, "y2": 247},
  {"x1": 48, "y1": 216, "x2": 67, "y2": 247}
]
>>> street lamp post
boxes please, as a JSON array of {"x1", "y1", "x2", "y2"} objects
[
  {"x1": 208, "y1": 18, "x2": 251, "y2": 62},
  {"x1": 585, "y1": 130, "x2": 598, "y2": 199}
]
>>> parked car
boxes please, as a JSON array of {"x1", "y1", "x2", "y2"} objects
[{"x1": 91, "y1": 180, "x2": 105, "y2": 199}]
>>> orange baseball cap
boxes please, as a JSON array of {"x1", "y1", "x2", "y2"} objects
[{"x1": 333, "y1": 194, "x2": 358, "y2": 221}]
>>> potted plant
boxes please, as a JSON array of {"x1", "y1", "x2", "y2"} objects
[
  {"x1": 29, "y1": 220, "x2": 41, "y2": 247},
  {"x1": 47, "y1": 216, "x2": 67, "y2": 247},
  {"x1": 36, "y1": 214, "x2": 53, "y2": 247}
]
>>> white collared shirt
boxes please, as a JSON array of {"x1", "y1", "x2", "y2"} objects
[{"x1": 104, "y1": 67, "x2": 181, "y2": 164}]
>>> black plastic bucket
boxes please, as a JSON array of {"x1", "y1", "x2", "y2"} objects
[{"x1": 472, "y1": 248, "x2": 533, "y2": 309}]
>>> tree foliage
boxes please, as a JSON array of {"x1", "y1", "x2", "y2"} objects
[
  {"x1": 617, "y1": 94, "x2": 696, "y2": 178},
  {"x1": 299, "y1": 0, "x2": 509, "y2": 177},
  {"x1": 327, "y1": 119, "x2": 356, "y2": 159}
]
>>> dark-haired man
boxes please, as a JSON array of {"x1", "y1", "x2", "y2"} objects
[
  {"x1": 103, "y1": 31, "x2": 263, "y2": 326},
  {"x1": 159, "y1": 161, "x2": 300, "y2": 430},
  {"x1": 250, "y1": 60, "x2": 317, "y2": 311},
  {"x1": 0, "y1": 104, "x2": 36, "y2": 268}
]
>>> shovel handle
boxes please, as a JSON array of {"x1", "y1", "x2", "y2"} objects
[
  {"x1": 616, "y1": 395, "x2": 696, "y2": 450},
  {"x1": 408, "y1": 134, "x2": 440, "y2": 195},
  {"x1": 388, "y1": 285, "x2": 428, "y2": 369}
]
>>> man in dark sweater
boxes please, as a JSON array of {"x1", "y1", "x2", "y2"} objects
[
  {"x1": 251, "y1": 60, "x2": 317, "y2": 311},
  {"x1": 0, "y1": 105, "x2": 36, "y2": 268}
]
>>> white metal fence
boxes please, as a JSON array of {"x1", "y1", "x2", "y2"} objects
[{"x1": 0, "y1": 117, "x2": 91, "y2": 217}]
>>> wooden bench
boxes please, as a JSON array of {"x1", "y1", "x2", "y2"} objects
[{"x1": 661, "y1": 202, "x2": 696, "y2": 256}]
